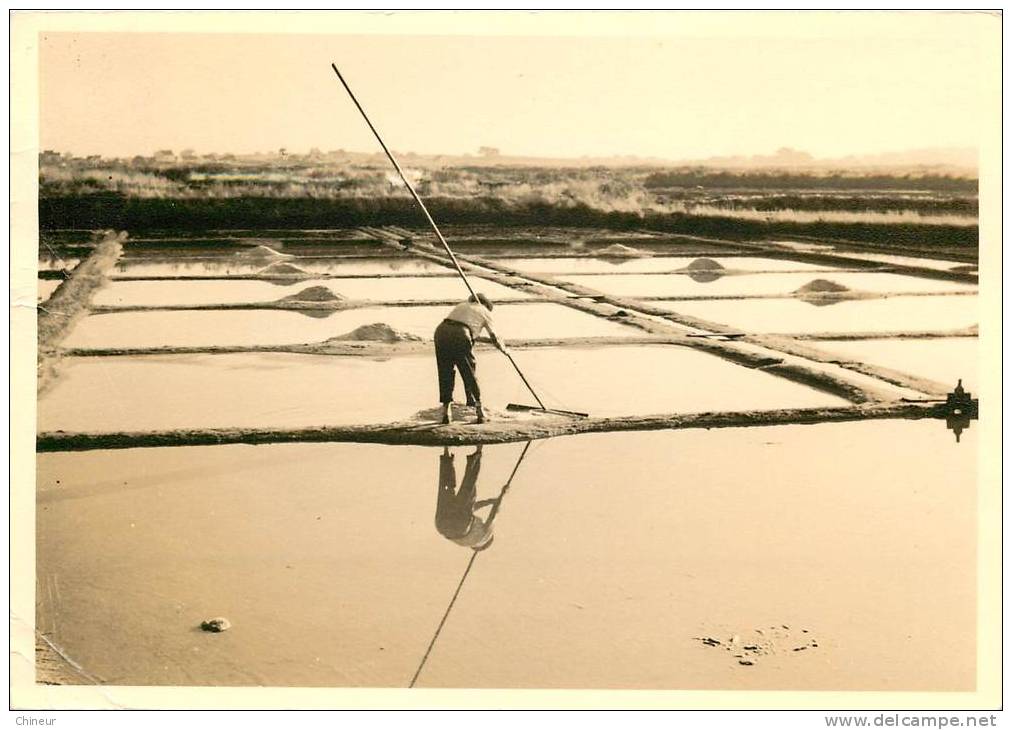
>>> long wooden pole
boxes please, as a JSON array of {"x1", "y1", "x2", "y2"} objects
[
  {"x1": 331, "y1": 63, "x2": 549, "y2": 410},
  {"x1": 331, "y1": 63, "x2": 476, "y2": 298}
]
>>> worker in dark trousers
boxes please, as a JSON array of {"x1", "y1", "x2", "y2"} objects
[
  {"x1": 434, "y1": 293, "x2": 507, "y2": 425},
  {"x1": 435, "y1": 446, "x2": 498, "y2": 551}
]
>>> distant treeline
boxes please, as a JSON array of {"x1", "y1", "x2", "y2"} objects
[
  {"x1": 39, "y1": 193, "x2": 978, "y2": 250},
  {"x1": 643, "y1": 170, "x2": 978, "y2": 193},
  {"x1": 670, "y1": 194, "x2": 979, "y2": 216}
]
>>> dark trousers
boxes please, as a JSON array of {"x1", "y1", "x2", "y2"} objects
[
  {"x1": 434, "y1": 320, "x2": 480, "y2": 405},
  {"x1": 435, "y1": 450, "x2": 482, "y2": 540}
]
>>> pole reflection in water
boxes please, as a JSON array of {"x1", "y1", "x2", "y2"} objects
[{"x1": 412, "y1": 440, "x2": 534, "y2": 687}]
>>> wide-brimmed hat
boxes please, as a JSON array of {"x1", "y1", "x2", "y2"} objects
[
  {"x1": 469, "y1": 292, "x2": 493, "y2": 311},
  {"x1": 450, "y1": 519, "x2": 494, "y2": 551}
]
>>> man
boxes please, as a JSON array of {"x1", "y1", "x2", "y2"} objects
[{"x1": 434, "y1": 292, "x2": 506, "y2": 425}]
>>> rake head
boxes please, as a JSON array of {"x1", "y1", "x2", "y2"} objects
[{"x1": 506, "y1": 403, "x2": 590, "y2": 418}]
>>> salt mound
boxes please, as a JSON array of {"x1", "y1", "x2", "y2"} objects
[
  {"x1": 683, "y1": 257, "x2": 727, "y2": 283},
  {"x1": 329, "y1": 323, "x2": 422, "y2": 343},
  {"x1": 685, "y1": 257, "x2": 725, "y2": 271},
  {"x1": 235, "y1": 244, "x2": 291, "y2": 261},
  {"x1": 596, "y1": 243, "x2": 649, "y2": 258},
  {"x1": 795, "y1": 279, "x2": 850, "y2": 295},
  {"x1": 278, "y1": 286, "x2": 343, "y2": 303},
  {"x1": 257, "y1": 262, "x2": 310, "y2": 277}
]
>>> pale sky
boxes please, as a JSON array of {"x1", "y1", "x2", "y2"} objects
[{"x1": 38, "y1": 14, "x2": 998, "y2": 160}]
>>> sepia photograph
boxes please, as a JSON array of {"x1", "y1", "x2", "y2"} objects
[{"x1": 9, "y1": 9, "x2": 1002, "y2": 713}]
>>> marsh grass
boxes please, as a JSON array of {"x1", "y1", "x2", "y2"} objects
[
  {"x1": 38, "y1": 155, "x2": 979, "y2": 248},
  {"x1": 661, "y1": 203, "x2": 976, "y2": 227},
  {"x1": 38, "y1": 195, "x2": 979, "y2": 251}
]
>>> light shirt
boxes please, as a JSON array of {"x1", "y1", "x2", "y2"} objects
[{"x1": 446, "y1": 300, "x2": 498, "y2": 340}]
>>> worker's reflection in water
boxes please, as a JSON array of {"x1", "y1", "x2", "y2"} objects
[{"x1": 435, "y1": 445, "x2": 499, "y2": 551}]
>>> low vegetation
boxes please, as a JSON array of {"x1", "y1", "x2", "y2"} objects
[{"x1": 38, "y1": 152, "x2": 978, "y2": 249}]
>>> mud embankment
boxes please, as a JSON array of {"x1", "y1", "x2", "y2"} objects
[
  {"x1": 772, "y1": 232, "x2": 979, "y2": 266},
  {"x1": 750, "y1": 336, "x2": 955, "y2": 397},
  {"x1": 90, "y1": 293, "x2": 546, "y2": 314},
  {"x1": 640, "y1": 232, "x2": 978, "y2": 283},
  {"x1": 62, "y1": 334, "x2": 684, "y2": 358},
  {"x1": 36, "y1": 402, "x2": 944, "y2": 452},
  {"x1": 786, "y1": 326, "x2": 978, "y2": 341},
  {"x1": 37, "y1": 231, "x2": 125, "y2": 392}
]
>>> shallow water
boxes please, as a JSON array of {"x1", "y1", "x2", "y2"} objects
[
  {"x1": 38, "y1": 256, "x2": 80, "y2": 272},
  {"x1": 36, "y1": 420, "x2": 975, "y2": 689},
  {"x1": 38, "y1": 279, "x2": 61, "y2": 302},
  {"x1": 659, "y1": 296, "x2": 979, "y2": 335},
  {"x1": 93, "y1": 276, "x2": 528, "y2": 307},
  {"x1": 113, "y1": 256, "x2": 454, "y2": 278},
  {"x1": 562, "y1": 272, "x2": 975, "y2": 299},
  {"x1": 124, "y1": 229, "x2": 375, "y2": 243},
  {"x1": 294, "y1": 257, "x2": 454, "y2": 276},
  {"x1": 121, "y1": 241, "x2": 388, "y2": 259},
  {"x1": 494, "y1": 256, "x2": 829, "y2": 275},
  {"x1": 114, "y1": 259, "x2": 271, "y2": 277},
  {"x1": 63, "y1": 303, "x2": 638, "y2": 349},
  {"x1": 834, "y1": 252, "x2": 976, "y2": 272},
  {"x1": 817, "y1": 338, "x2": 979, "y2": 391},
  {"x1": 37, "y1": 345, "x2": 846, "y2": 433}
]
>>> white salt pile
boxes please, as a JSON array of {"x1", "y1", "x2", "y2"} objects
[
  {"x1": 596, "y1": 243, "x2": 649, "y2": 258},
  {"x1": 234, "y1": 244, "x2": 292, "y2": 261},
  {"x1": 685, "y1": 257, "x2": 726, "y2": 271},
  {"x1": 278, "y1": 286, "x2": 344, "y2": 303},
  {"x1": 328, "y1": 323, "x2": 423, "y2": 343},
  {"x1": 794, "y1": 279, "x2": 850, "y2": 295},
  {"x1": 257, "y1": 262, "x2": 311, "y2": 278},
  {"x1": 683, "y1": 257, "x2": 727, "y2": 283}
]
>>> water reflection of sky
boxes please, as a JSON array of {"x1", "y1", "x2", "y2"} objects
[
  {"x1": 661, "y1": 295, "x2": 978, "y2": 334},
  {"x1": 64, "y1": 303, "x2": 637, "y2": 349},
  {"x1": 38, "y1": 346, "x2": 847, "y2": 433}
]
